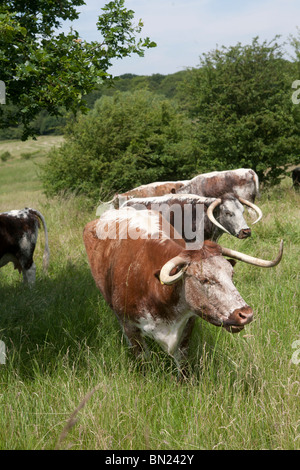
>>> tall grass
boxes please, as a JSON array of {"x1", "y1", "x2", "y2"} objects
[{"x1": 0, "y1": 139, "x2": 299, "y2": 449}]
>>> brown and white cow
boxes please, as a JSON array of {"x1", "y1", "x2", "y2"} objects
[
  {"x1": 97, "y1": 169, "x2": 262, "y2": 232},
  {"x1": 121, "y1": 193, "x2": 254, "y2": 242},
  {"x1": 0, "y1": 208, "x2": 50, "y2": 284},
  {"x1": 107, "y1": 180, "x2": 189, "y2": 210},
  {"x1": 177, "y1": 168, "x2": 262, "y2": 227},
  {"x1": 83, "y1": 208, "x2": 283, "y2": 373},
  {"x1": 177, "y1": 168, "x2": 260, "y2": 202}
]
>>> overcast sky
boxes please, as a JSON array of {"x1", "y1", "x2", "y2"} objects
[{"x1": 62, "y1": 0, "x2": 300, "y2": 76}]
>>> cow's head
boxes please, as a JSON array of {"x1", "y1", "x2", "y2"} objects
[
  {"x1": 159, "y1": 240, "x2": 283, "y2": 333},
  {"x1": 207, "y1": 194, "x2": 262, "y2": 239}
]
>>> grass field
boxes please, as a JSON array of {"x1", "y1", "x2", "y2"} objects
[{"x1": 0, "y1": 137, "x2": 299, "y2": 450}]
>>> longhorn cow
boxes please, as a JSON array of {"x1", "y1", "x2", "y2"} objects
[
  {"x1": 121, "y1": 193, "x2": 259, "y2": 241},
  {"x1": 83, "y1": 208, "x2": 283, "y2": 374}
]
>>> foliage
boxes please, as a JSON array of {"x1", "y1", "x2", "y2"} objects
[
  {"x1": 0, "y1": 150, "x2": 11, "y2": 162},
  {"x1": 41, "y1": 90, "x2": 199, "y2": 201},
  {"x1": 0, "y1": 139, "x2": 299, "y2": 449},
  {"x1": 179, "y1": 37, "x2": 300, "y2": 185},
  {"x1": 0, "y1": 0, "x2": 156, "y2": 139},
  {"x1": 0, "y1": 71, "x2": 188, "y2": 139}
]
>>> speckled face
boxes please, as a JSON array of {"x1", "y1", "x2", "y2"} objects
[
  {"x1": 184, "y1": 255, "x2": 253, "y2": 332},
  {"x1": 218, "y1": 198, "x2": 250, "y2": 238}
]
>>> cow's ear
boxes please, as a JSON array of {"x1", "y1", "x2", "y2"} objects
[{"x1": 227, "y1": 258, "x2": 237, "y2": 267}]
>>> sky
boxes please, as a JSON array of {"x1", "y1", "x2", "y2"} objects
[{"x1": 61, "y1": 0, "x2": 300, "y2": 76}]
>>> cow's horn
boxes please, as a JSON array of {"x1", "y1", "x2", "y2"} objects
[
  {"x1": 206, "y1": 198, "x2": 231, "y2": 235},
  {"x1": 221, "y1": 239, "x2": 283, "y2": 267},
  {"x1": 238, "y1": 197, "x2": 263, "y2": 225},
  {"x1": 159, "y1": 255, "x2": 188, "y2": 285}
]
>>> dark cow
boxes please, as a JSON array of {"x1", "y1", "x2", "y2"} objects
[
  {"x1": 0, "y1": 208, "x2": 50, "y2": 284},
  {"x1": 83, "y1": 208, "x2": 283, "y2": 373},
  {"x1": 292, "y1": 167, "x2": 300, "y2": 189},
  {"x1": 121, "y1": 193, "x2": 253, "y2": 242}
]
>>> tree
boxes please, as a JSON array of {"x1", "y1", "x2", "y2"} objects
[
  {"x1": 180, "y1": 37, "x2": 300, "y2": 185},
  {"x1": 0, "y1": 0, "x2": 156, "y2": 139},
  {"x1": 41, "y1": 90, "x2": 199, "y2": 201}
]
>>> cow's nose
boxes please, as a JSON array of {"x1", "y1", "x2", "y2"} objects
[
  {"x1": 229, "y1": 306, "x2": 253, "y2": 326},
  {"x1": 237, "y1": 228, "x2": 251, "y2": 239}
]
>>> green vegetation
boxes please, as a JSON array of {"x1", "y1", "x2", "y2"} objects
[
  {"x1": 179, "y1": 37, "x2": 300, "y2": 185},
  {"x1": 39, "y1": 36, "x2": 300, "y2": 201},
  {"x1": 0, "y1": 0, "x2": 156, "y2": 139},
  {"x1": 0, "y1": 137, "x2": 299, "y2": 450},
  {"x1": 41, "y1": 90, "x2": 198, "y2": 200}
]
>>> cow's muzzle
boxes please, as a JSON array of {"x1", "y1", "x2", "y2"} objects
[
  {"x1": 237, "y1": 228, "x2": 251, "y2": 239},
  {"x1": 223, "y1": 306, "x2": 253, "y2": 333}
]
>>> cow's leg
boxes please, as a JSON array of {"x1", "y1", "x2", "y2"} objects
[
  {"x1": 173, "y1": 317, "x2": 196, "y2": 379},
  {"x1": 22, "y1": 262, "x2": 36, "y2": 285},
  {"x1": 122, "y1": 322, "x2": 148, "y2": 358}
]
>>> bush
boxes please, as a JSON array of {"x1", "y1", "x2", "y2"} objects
[
  {"x1": 41, "y1": 90, "x2": 199, "y2": 201},
  {"x1": 179, "y1": 37, "x2": 300, "y2": 186},
  {"x1": 0, "y1": 151, "x2": 12, "y2": 162}
]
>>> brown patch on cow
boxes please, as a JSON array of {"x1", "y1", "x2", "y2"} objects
[
  {"x1": 181, "y1": 240, "x2": 222, "y2": 262},
  {"x1": 121, "y1": 181, "x2": 186, "y2": 199}
]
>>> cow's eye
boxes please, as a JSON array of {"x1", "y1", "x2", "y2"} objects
[
  {"x1": 201, "y1": 278, "x2": 215, "y2": 286},
  {"x1": 225, "y1": 211, "x2": 234, "y2": 217}
]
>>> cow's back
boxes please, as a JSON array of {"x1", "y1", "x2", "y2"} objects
[
  {"x1": 177, "y1": 169, "x2": 259, "y2": 202},
  {"x1": 83, "y1": 216, "x2": 185, "y2": 319}
]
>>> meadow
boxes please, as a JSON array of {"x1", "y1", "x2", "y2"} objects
[{"x1": 0, "y1": 137, "x2": 299, "y2": 450}]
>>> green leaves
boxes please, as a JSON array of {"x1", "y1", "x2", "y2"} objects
[
  {"x1": 0, "y1": 1, "x2": 156, "y2": 139},
  {"x1": 41, "y1": 90, "x2": 198, "y2": 201},
  {"x1": 180, "y1": 37, "x2": 300, "y2": 185}
]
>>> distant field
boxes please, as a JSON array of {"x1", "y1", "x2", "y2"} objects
[
  {"x1": 0, "y1": 135, "x2": 64, "y2": 159},
  {"x1": 0, "y1": 137, "x2": 299, "y2": 450},
  {"x1": 0, "y1": 136, "x2": 64, "y2": 207}
]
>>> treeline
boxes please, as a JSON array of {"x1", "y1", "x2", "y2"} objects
[
  {"x1": 0, "y1": 72, "x2": 186, "y2": 140},
  {"x1": 41, "y1": 36, "x2": 300, "y2": 200}
]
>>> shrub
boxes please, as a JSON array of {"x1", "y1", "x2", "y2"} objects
[
  {"x1": 0, "y1": 151, "x2": 12, "y2": 162},
  {"x1": 179, "y1": 37, "x2": 300, "y2": 186},
  {"x1": 42, "y1": 90, "x2": 199, "y2": 201}
]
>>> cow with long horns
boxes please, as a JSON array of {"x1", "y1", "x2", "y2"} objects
[
  {"x1": 120, "y1": 193, "x2": 261, "y2": 242},
  {"x1": 83, "y1": 208, "x2": 283, "y2": 374}
]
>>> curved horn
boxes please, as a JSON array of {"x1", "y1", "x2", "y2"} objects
[
  {"x1": 221, "y1": 239, "x2": 283, "y2": 267},
  {"x1": 206, "y1": 198, "x2": 231, "y2": 235},
  {"x1": 159, "y1": 255, "x2": 188, "y2": 285},
  {"x1": 238, "y1": 197, "x2": 263, "y2": 225}
]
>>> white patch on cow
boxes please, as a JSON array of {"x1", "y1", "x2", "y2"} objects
[
  {"x1": 96, "y1": 208, "x2": 169, "y2": 240},
  {"x1": 1, "y1": 208, "x2": 32, "y2": 218},
  {"x1": 2, "y1": 209, "x2": 22, "y2": 217},
  {"x1": 191, "y1": 168, "x2": 250, "y2": 179},
  {"x1": 121, "y1": 193, "x2": 215, "y2": 207},
  {"x1": 22, "y1": 263, "x2": 36, "y2": 285},
  {"x1": 137, "y1": 309, "x2": 194, "y2": 356},
  {"x1": 19, "y1": 233, "x2": 32, "y2": 257}
]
